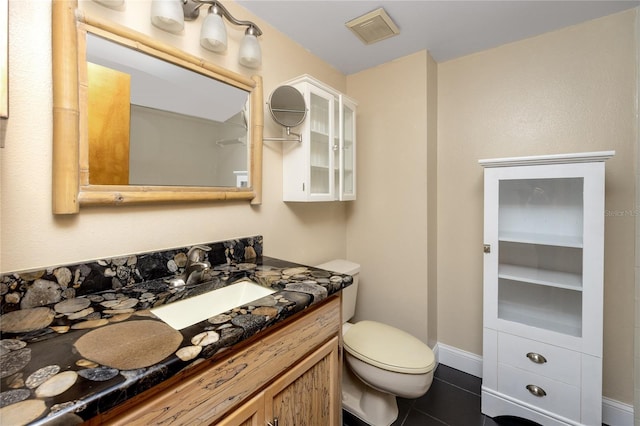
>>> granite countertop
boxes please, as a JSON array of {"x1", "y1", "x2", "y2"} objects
[{"x1": 0, "y1": 243, "x2": 351, "y2": 425}]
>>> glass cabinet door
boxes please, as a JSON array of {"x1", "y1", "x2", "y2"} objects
[
  {"x1": 308, "y1": 88, "x2": 334, "y2": 198},
  {"x1": 497, "y1": 177, "x2": 584, "y2": 337},
  {"x1": 483, "y1": 158, "x2": 607, "y2": 355},
  {"x1": 340, "y1": 96, "x2": 356, "y2": 201}
]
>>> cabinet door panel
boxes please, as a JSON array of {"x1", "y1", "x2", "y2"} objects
[
  {"x1": 308, "y1": 87, "x2": 334, "y2": 199},
  {"x1": 265, "y1": 337, "x2": 340, "y2": 426},
  {"x1": 339, "y1": 96, "x2": 356, "y2": 201}
]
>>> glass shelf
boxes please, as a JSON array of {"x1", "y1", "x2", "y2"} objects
[
  {"x1": 311, "y1": 128, "x2": 330, "y2": 137},
  {"x1": 498, "y1": 231, "x2": 583, "y2": 248},
  {"x1": 498, "y1": 264, "x2": 582, "y2": 291}
]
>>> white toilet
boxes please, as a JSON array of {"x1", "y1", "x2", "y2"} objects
[{"x1": 316, "y1": 259, "x2": 436, "y2": 426}]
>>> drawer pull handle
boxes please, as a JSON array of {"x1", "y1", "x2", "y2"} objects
[
  {"x1": 267, "y1": 418, "x2": 279, "y2": 426},
  {"x1": 526, "y1": 352, "x2": 547, "y2": 364},
  {"x1": 526, "y1": 384, "x2": 547, "y2": 397}
]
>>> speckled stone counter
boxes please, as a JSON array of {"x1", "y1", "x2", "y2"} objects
[{"x1": 0, "y1": 236, "x2": 351, "y2": 425}]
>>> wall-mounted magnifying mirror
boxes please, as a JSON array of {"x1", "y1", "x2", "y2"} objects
[{"x1": 264, "y1": 85, "x2": 306, "y2": 143}]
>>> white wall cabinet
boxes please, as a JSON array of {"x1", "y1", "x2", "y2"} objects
[
  {"x1": 282, "y1": 75, "x2": 356, "y2": 202},
  {"x1": 480, "y1": 151, "x2": 614, "y2": 426}
]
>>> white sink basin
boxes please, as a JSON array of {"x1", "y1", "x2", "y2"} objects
[{"x1": 151, "y1": 279, "x2": 276, "y2": 330}]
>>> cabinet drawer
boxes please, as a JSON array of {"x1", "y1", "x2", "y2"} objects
[
  {"x1": 498, "y1": 363, "x2": 580, "y2": 421},
  {"x1": 498, "y1": 333, "x2": 580, "y2": 385}
]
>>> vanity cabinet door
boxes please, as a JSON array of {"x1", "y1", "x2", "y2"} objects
[
  {"x1": 265, "y1": 337, "x2": 340, "y2": 426},
  {"x1": 217, "y1": 337, "x2": 340, "y2": 426}
]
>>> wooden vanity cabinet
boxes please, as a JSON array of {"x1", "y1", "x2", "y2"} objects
[{"x1": 91, "y1": 295, "x2": 342, "y2": 426}]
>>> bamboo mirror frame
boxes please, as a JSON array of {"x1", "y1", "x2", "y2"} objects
[{"x1": 52, "y1": 0, "x2": 263, "y2": 214}]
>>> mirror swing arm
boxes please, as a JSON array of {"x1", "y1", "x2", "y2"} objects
[
  {"x1": 263, "y1": 126, "x2": 302, "y2": 143},
  {"x1": 51, "y1": 0, "x2": 263, "y2": 214}
]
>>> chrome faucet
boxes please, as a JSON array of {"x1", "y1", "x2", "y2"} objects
[{"x1": 166, "y1": 245, "x2": 212, "y2": 287}]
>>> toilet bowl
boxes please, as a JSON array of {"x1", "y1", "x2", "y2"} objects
[{"x1": 316, "y1": 260, "x2": 436, "y2": 426}]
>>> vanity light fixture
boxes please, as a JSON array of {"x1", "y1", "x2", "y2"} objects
[{"x1": 150, "y1": 0, "x2": 263, "y2": 69}]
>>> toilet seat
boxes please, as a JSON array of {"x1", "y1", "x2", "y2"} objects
[{"x1": 343, "y1": 320, "x2": 435, "y2": 374}]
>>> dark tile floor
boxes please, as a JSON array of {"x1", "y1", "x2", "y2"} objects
[{"x1": 343, "y1": 364, "x2": 501, "y2": 426}]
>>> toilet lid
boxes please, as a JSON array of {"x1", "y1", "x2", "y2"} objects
[{"x1": 343, "y1": 320, "x2": 435, "y2": 374}]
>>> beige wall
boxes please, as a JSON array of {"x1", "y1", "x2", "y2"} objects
[
  {"x1": 346, "y1": 51, "x2": 434, "y2": 344},
  {"x1": 438, "y1": 9, "x2": 637, "y2": 404},
  {"x1": 0, "y1": 0, "x2": 349, "y2": 273}
]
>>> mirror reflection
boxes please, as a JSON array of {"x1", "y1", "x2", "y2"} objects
[{"x1": 86, "y1": 33, "x2": 250, "y2": 187}]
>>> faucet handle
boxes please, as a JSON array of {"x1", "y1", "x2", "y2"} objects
[{"x1": 187, "y1": 245, "x2": 212, "y2": 262}]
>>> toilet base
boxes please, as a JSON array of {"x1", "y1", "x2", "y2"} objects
[{"x1": 342, "y1": 364, "x2": 398, "y2": 426}]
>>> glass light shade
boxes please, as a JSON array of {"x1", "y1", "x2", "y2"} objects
[
  {"x1": 238, "y1": 34, "x2": 261, "y2": 69},
  {"x1": 150, "y1": 0, "x2": 184, "y2": 33},
  {"x1": 200, "y1": 13, "x2": 227, "y2": 53}
]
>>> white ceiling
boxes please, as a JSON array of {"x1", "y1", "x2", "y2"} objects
[{"x1": 236, "y1": 0, "x2": 639, "y2": 75}]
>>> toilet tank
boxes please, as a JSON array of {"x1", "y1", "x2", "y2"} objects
[{"x1": 315, "y1": 259, "x2": 359, "y2": 323}]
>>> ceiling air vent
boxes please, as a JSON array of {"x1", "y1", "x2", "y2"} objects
[{"x1": 345, "y1": 8, "x2": 399, "y2": 45}]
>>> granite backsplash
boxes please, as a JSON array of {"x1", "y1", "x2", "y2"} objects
[{"x1": 0, "y1": 236, "x2": 264, "y2": 315}]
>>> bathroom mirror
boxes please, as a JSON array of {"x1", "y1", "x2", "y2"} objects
[
  {"x1": 268, "y1": 85, "x2": 307, "y2": 128},
  {"x1": 52, "y1": 0, "x2": 263, "y2": 214},
  {"x1": 86, "y1": 33, "x2": 251, "y2": 188}
]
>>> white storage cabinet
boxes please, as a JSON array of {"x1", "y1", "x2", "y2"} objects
[
  {"x1": 282, "y1": 75, "x2": 356, "y2": 202},
  {"x1": 480, "y1": 151, "x2": 614, "y2": 426}
]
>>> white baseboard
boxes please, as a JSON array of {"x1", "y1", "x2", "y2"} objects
[
  {"x1": 602, "y1": 397, "x2": 634, "y2": 426},
  {"x1": 434, "y1": 342, "x2": 634, "y2": 426},
  {"x1": 434, "y1": 342, "x2": 483, "y2": 378}
]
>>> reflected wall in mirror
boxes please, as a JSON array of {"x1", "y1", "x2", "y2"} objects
[{"x1": 51, "y1": 0, "x2": 263, "y2": 214}]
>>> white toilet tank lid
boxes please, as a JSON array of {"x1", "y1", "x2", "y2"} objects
[
  {"x1": 343, "y1": 320, "x2": 435, "y2": 374},
  {"x1": 316, "y1": 259, "x2": 360, "y2": 275}
]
